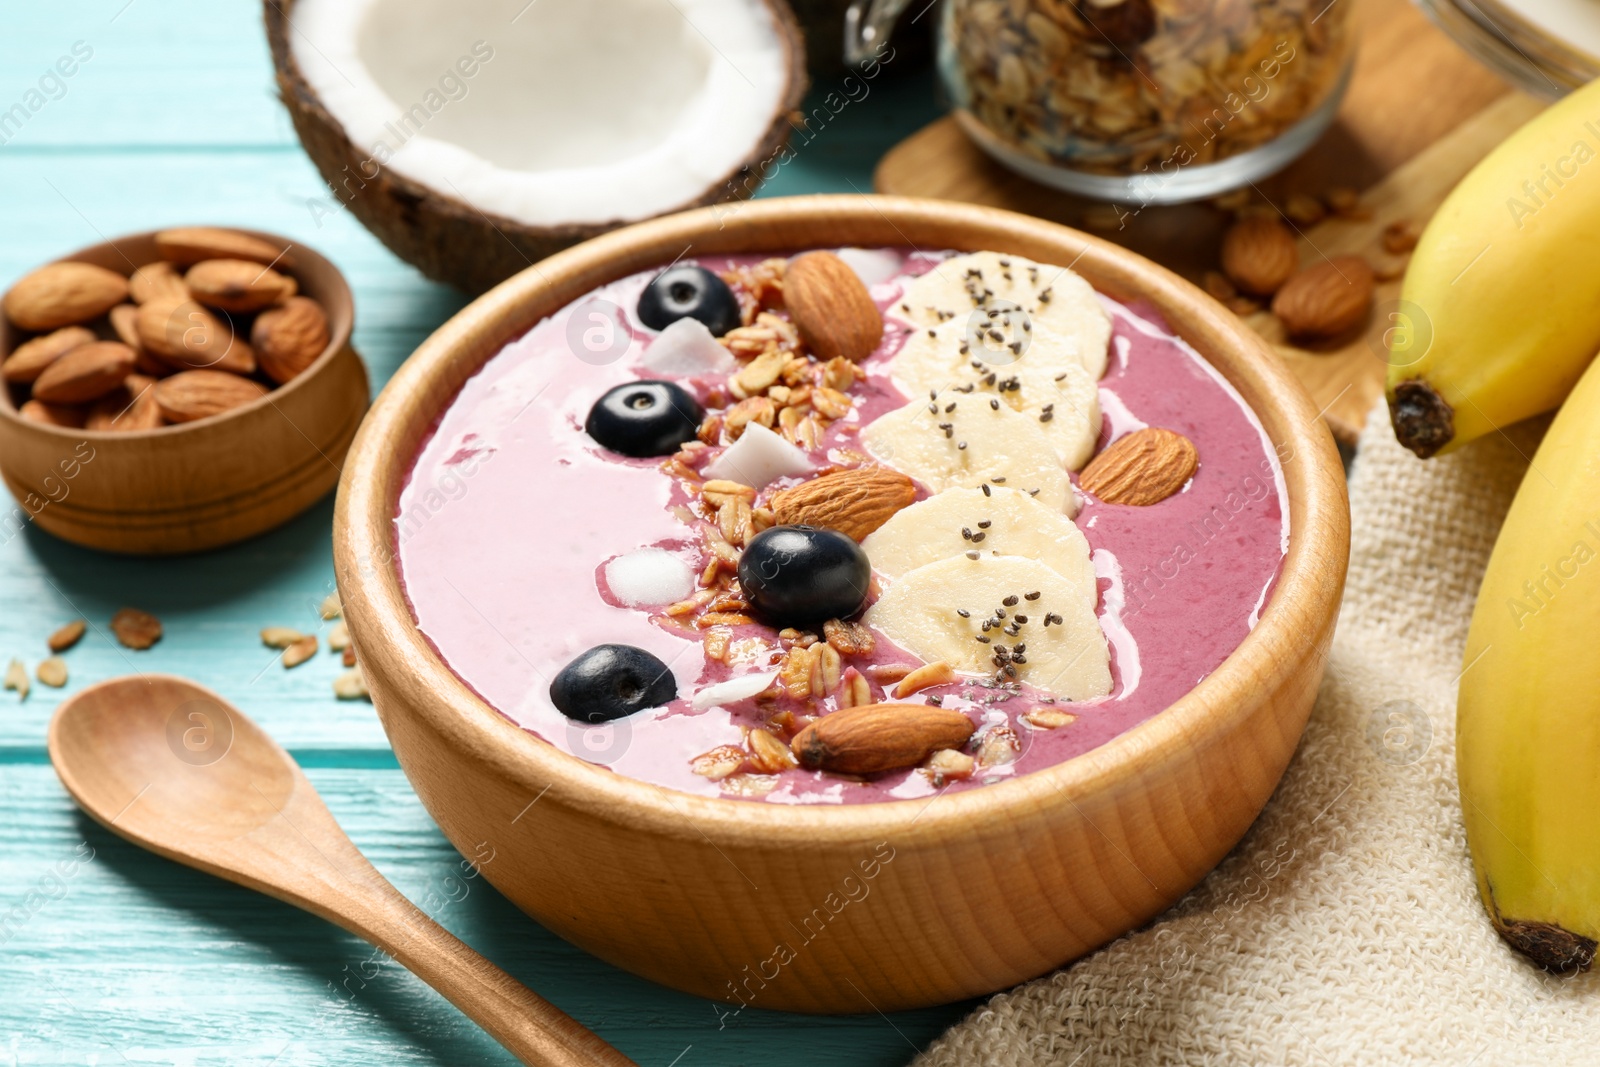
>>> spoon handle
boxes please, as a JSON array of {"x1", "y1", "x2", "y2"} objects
[{"x1": 326, "y1": 875, "x2": 638, "y2": 1067}]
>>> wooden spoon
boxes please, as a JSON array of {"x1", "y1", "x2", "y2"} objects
[{"x1": 47, "y1": 674, "x2": 635, "y2": 1067}]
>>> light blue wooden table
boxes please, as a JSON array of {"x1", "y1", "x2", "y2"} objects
[{"x1": 0, "y1": 4, "x2": 970, "y2": 1062}]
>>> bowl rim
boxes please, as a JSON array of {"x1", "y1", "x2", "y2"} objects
[
  {"x1": 0, "y1": 225, "x2": 355, "y2": 438},
  {"x1": 334, "y1": 194, "x2": 1348, "y2": 844}
]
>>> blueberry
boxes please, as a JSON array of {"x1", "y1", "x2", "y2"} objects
[
  {"x1": 585, "y1": 380, "x2": 704, "y2": 457},
  {"x1": 550, "y1": 644, "x2": 677, "y2": 723},
  {"x1": 739, "y1": 525, "x2": 871, "y2": 627},
  {"x1": 637, "y1": 265, "x2": 740, "y2": 336}
]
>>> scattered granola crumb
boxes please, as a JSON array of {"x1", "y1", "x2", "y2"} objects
[
  {"x1": 110, "y1": 608, "x2": 162, "y2": 650},
  {"x1": 36, "y1": 657, "x2": 68, "y2": 689},
  {"x1": 283, "y1": 635, "x2": 318, "y2": 669},
  {"x1": 261, "y1": 626, "x2": 307, "y2": 649},
  {"x1": 1325, "y1": 186, "x2": 1371, "y2": 220},
  {"x1": 47, "y1": 620, "x2": 86, "y2": 653},
  {"x1": 327, "y1": 620, "x2": 350, "y2": 652},
  {"x1": 925, "y1": 748, "x2": 975, "y2": 784},
  {"x1": 894, "y1": 661, "x2": 957, "y2": 698},
  {"x1": 691, "y1": 744, "x2": 746, "y2": 780},
  {"x1": 1024, "y1": 707, "x2": 1078, "y2": 729},
  {"x1": 1283, "y1": 193, "x2": 1326, "y2": 227},
  {"x1": 343, "y1": 645, "x2": 357, "y2": 668},
  {"x1": 320, "y1": 592, "x2": 343, "y2": 620},
  {"x1": 4, "y1": 658, "x2": 29, "y2": 701},
  {"x1": 1382, "y1": 219, "x2": 1421, "y2": 255},
  {"x1": 333, "y1": 668, "x2": 369, "y2": 700}
]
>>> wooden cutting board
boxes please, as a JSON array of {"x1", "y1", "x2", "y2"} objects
[{"x1": 875, "y1": 0, "x2": 1542, "y2": 443}]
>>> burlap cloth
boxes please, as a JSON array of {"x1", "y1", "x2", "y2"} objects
[{"x1": 917, "y1": 403, "x2": 1600, "y2": 1067}]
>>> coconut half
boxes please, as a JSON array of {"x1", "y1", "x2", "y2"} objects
[{"x1": 265, "y1": 0, "x2": 806, "y2": 292}]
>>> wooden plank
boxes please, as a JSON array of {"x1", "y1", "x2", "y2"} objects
[
  {"x1": 872, "y1": 0, "x2": 1526, "y2": 441},
  {"x1": 0, "y1": 764, "x2": 973, "y2": 1063},
  {"x1": 0, "y1": 0, "x2": 292, "y2": 149}
]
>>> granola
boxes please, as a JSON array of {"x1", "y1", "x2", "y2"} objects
[{"x1": 946, "y1": 0, "x2": 1351, "y2": 177}]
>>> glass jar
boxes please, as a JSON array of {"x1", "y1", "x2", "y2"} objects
[
  {"x1": 1414, "y1": 0, "x2": 1598, "y2": 98},
  {"x1": 847, "y1": 0, "x2": 1355, "y2": 204}
]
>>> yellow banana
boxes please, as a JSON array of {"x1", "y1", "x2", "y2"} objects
[
  {"x1": 1458, "y1": 351, "x2": 1600, "y2": 973},
  {"x1": 1388, "y1": 78, "x2": 1600, "y2": 457}
]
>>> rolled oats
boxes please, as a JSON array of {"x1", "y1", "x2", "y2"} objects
[
  {"x1": 722, "y1": 396, "x2": 776, "y2": 440},
  {"x1": 691, "y1": 744, "x2": 747, "y2": 780},
  {"x1": 823, "y1": 618, "x2": 877, "y2": 657},
  {"x1": 749, "y1": 728, "x2": 799, "y2": 773},
  {"x1": 837, "y1": 665, "x2": 872, "y2": 709}
]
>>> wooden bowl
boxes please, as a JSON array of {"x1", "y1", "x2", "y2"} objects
[
  {"x1": 334, "y1": 196, "x2": 1349, "y2": 1013},
  {"x1": 0, "y1": 229, "x2": 369, "y2": 555}
]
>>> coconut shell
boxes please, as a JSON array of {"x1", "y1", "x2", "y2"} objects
[{"x1": 262, "y1": 0, "x2": 809, "y2": 295}]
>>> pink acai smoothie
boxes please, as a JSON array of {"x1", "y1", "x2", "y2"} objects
[{"x1": 396, "y1": 249, "x2": 1288, "y2": 805}]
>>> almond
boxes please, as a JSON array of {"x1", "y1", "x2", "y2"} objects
[
  {"x1": 790, "y1": 702, "x2": 975, "y2": 774},
  {"x1": 770, "y1": 466, "x2": 917, "y2": 541},
  {"x1": 1079, "y1": 427, "x2": 1198, "y2": 506},
  {"x1": 185, "y1": 258, "x2": 298, "y2": 313},
  {"x1": 1271, "y1": 255, "x2": 1375, "y2": 338},
  {"x1": 110, "y1": 607, "x2": 162, "y2": 650},
  {"x1": 107, "y1": 304, "x2": 170, "y2": 377},
  {"x1": 783, "y1": 251, "x2": 884, "y2": 362},
  {"x1": 1219, "y1": 216, "x2": 1298, "y2": 296},
  {"x1": 136, "y1": 296, "x2": 256, "y2": 374},
  {"x1": 47, "y1": 619, "x2": 87, "y2": 652},
  {"x1": 18, "y1": 399, "x2": 87, "y2": 428},
  {"x1": 251, "y1": 296, "x2": 329, "y2": 384},
  {"x1": 3, "y1": 262, "x2": 129, "y2": 331},
  {"x1": 86, "y1": 374, "x2": 163, "y2": 432},
  {"x1": 128, "y1": 261, "x2": 189, "y2": 305},
  {"x1": 3, "y1": 325, "x2": 95, "y2": 383},
  {"x1": 31, "y1": 341, "x2": 136, "y2": 404},
  {"x1": 153, "y1": 369, "x2": 268, "y2": 422},
  {"x1": 154, "y1": 227, "x2": 293, "y2": 269}
]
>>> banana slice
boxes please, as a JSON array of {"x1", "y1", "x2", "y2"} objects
[
  {"x1": 895, "y1": 251, "x2": 1110, "y2": 378},
  {"x1": 861, "y1": 388, "x2": 1072, "y2": 514},
  {"x1": 865, "y1": 555, "x2": 1110, "y2": 701},
  {"x1": 863, "y1": 486, "x2": 1093, "y2": 580},
  {"x1": 891, "y1": 318, "x2": 1101, "y2": 470}
]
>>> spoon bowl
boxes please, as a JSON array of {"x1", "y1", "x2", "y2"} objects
[
  {"x1": 49, "y1": 674, "x2": 633, "y2": 1067},
  {"x1": 52, "y1": 675, "x2": 294, "y2": 856}
]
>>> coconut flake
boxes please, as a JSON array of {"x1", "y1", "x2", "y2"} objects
[
  {"x1": 702, "y1": 422, "x2": 812, "y2": 489},
  {"x1": 835, "y1": 247, "x2": 903, "y2": 286},
  {"x1": 692, "y1": 669, "x2": 779, "y2": 711},
  {"x1": 605, "y1": 549, "x2": 696, "y2": 607},
  {"x1": 640, "y1": 317, "x2": 737, "y2": 375}
]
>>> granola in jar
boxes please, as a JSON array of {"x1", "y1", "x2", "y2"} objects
[{"x1": 936, "y1": 0, "x2": 1353, "y2": 197}]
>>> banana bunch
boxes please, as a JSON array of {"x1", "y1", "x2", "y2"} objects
[
  {"x1": 1387, "y1": 77, "x2": 1600, "y2": 457},
  {"x1": 1458, "y1": 351, "x2": 1600, "y2": 974}
]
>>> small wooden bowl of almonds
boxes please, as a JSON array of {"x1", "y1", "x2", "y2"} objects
[{"x1": 0, "y1": 226, "x2": 368, "y2": 554}]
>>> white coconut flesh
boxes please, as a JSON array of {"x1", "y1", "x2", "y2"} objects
[{"x1": 290, "y1": 0, "x2": 791, "y2": 227}]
